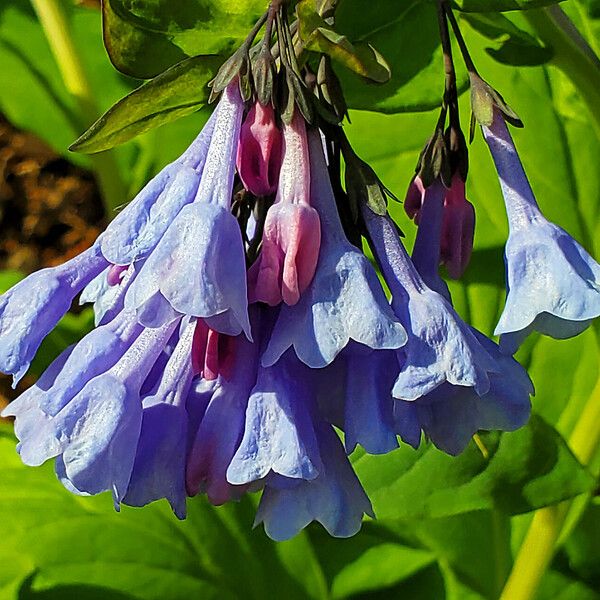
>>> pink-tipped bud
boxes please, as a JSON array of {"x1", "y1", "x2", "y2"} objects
[
  {"x1": 248, "y1": 111, "x2": 321, "y2": 306},
  {"x1": 440, "y1": 176, "x2": 475, "y2": 279},
  {"x1": 192, "y1": 320, "x2": 236, "y2": 381},
  {"x1": 404, "y1": 176, "x2": 426, "y2": 222},
  {"x1": 236, "y1": 102, "x2": 283, "y2": 196},
  {"x1": 107, "y1": 264, "x2": 128, "y2": 286},
  {"x1": 248, "y1": 203, "x2": 321, "y2": 306}
]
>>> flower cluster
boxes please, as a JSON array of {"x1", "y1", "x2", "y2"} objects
[{"x1": 3, "y1": 28, "x2": 600, "y2": 540}]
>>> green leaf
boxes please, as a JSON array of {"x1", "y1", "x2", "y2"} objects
[
  {"x1": 0, "y1": 1, "x2": 136, "y2": 167},
  {"x1": 354, "y1": 416, "x2": 595, "y2": 521},
  {"x1": 336, "y1": 0, "x2": 463, "y2": 113},
  {"x1": 454, "y1": 0, "x2": 564, "y2": 11},
  {"x1": 0, "y1": 426, "x2": 329, "y2": 600},
  {"x1": 70, "y1": 55, "x2": 221, "y2": 153},
  {"x1": 102, "y1": 0, "x2": 267, "y2": 79},
  {"x1": 461, "y1": 12, "x2": 554, "y2": 66},
  {"x1": 298, "y1": 0, "x2": 390, "y2": 83}
]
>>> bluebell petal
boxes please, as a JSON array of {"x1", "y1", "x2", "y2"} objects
[
  {"x1": 392, "y1": 401, "x2": 422, "y2": 449},
  {"x1": 185, "y1": 377, "x2": 218, "y2": 453},
  {"x1": 1, "y1": 346, "x2": 74, "y2": 466},
  {"x1": 186, "y1": 332, "x2": 259, "y2": 504},
  {"x1": 194, "y1": 83, "x2": 244, "y2": 208},
  {"x1": 0, "y1": 245, "x2": 109, "y2": 384},
  {"x1": 262, "y1": 130, "x2": 406, "y2": 368},
  {"x1": 343, "y1": 348, "x2": 398, "y2": 455},
  {"x1": 80, "y1": 264, "x2": 137, "y2": 326},
  {"x1": 482, "y1": 111, "x2": 600, "y2": 353},
  {"x1": 123, "y1": 401, "x2": 188, "y2": 518},
  {"x1": 393, "y1": 333, "x2": 532, "y2": 455},
  {"x1": 363, "y1": 209, "x2": 497, "y2": 400},
  {"x1": 255, "y1": 422, "x2": 374, "y2": 541},
  {"x1": 125, "y1": 203, "x2": 250, "y2": 337},
  {"x1": 99, "y1": 111, "x2": 217, "y2": 265},
  {"x1": 227, "y1": 355, "x2": 322, "y2": 484},
  {"x1": 410, "y1": 181, "x2": 452, "y2": 301},
  {"x1": 53, "y1": 321, "x2": 179, "y2": 500},
  {"x1": 39, "y1": 310, "x2": 143, "y2": 416},
  {"x1": 496, "y1": 219, "x2": 600, "y2": 354},
  {"x1": 123, "y1": 319, "x2": 195, "y2": 518}
]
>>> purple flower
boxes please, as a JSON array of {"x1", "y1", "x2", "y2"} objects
[
  {"x1": 483, "y1": 110, "x2": 600, "y2": 353},
  {"x1": 363, "y1": 203, "x2": 498, "y2": 400},
  {"x1": 99, "y1": 111, "x2": 217, "y2": 266},
  {"x1": 262, "y1": 129, "x2": 407, "y2": 368},
  {"x1": 125, "y1": 84, "x2": 251, "y2": 338},
  {"x1": 227, "y1": 352, "x2": 322, "y2": 485},
  {"x1": 394, "y1": 332, "x2": 532, "y2": 455},
  {"x1": 123, "y1": 319, "x2": 197, "y2": 519},
  {"x1": 255, "y1": 421, "x2": 374, "y2": 541},
  {"x1": 186, "y1": 322, "x2": 261, "y2": 505},
  {"x1": 0, "y1": 244, "x2": 109, "y2": 384},
  {"x1": 53, "y1": 320, "x2": 179, "y2": 502}
]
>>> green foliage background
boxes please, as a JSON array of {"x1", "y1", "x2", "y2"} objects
[{"x1": 0, "y1": 1, "x2": 599, "y2": 598}]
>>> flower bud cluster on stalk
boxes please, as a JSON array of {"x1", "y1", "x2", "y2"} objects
[{"x1": 2, "y1": 0, "x2": 600, "y2": 541}]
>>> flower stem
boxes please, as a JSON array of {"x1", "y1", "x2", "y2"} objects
[
  {"x1": 499, "y1": 370, "x2": 600, "y2": 600},
  {"x1": 30, "y1": 0, "x2": 126, "y2": 216},
  {"x1": 522, "y1": 6, "x2": 600, "y2": 139}
]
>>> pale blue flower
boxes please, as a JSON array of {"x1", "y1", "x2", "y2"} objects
[
  {"x1": 262, "y1": 130, "x2": 407, "y2": 368},
  {"x1": 0, "y1": 244, "x2": 109, "y2": 384},
  {"x1": 125, "y1": 84, "x2": 251, "y2": 338},
  {"x1": 363, "y1": 205, "x2": 498, "y2": 400},
  {"x1": 255, "y1": 421, "x2": 374, "y2": 542},
  {"x1": 483, "y1": 110, "x2": 600, "y2": 353}
]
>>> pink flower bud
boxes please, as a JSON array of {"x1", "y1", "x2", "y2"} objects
[
  {"x1": 440, "y1": 176, "x2": 475, "y2": 279},
  {"x1": 248, "y1": 112, "x2": 321, "y2": 306},
  {"x1": 236, "y1": 102, "x2": 283, "y2": 196}
]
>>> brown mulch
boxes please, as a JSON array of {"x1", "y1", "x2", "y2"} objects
[{"x1": 0, "y1": 113, "x2": 104, "y2": 411}]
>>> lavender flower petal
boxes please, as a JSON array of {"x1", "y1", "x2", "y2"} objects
[
  {"x1": 482, "y1": 110, "x2": 600, "y2": 353},
  {"x1": 227, "y1": 354, "x2": 322, "y2": 484},
  {"x1": 255, "y1": 422, "x2": 374, "y2": 541},
  {"x1": 0, "y1": 245, "x2": 109, "y2": 384}
]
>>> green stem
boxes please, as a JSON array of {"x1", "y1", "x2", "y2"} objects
[
  {"x1": 499, "y1": 368, "x2": 600, "y2": 600},
  {"x1": 523, "y1": 6, "x2": 600, "y2": 139},
  {"x1": 30, "y1": 0, "x2": 126, "y2": 217}
]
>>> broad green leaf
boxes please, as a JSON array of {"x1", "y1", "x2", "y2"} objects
[
  {"x1": 336, "y1": 0, "x2": 465, "y2": 112},
  {"x1": 454, "y1": 0, "x2": 564, "y2": 11},
  {"x1": 298, "y1": 0, "x2": 390, "y2": 83},
  {"x1": 307, "y1": 524, "x2": 436, "y2": 599},
  {"x1": 71, "y1": 55, "x2": 221, "y2": 153},
  {"x1": 0, "y1": 1, "x2": 135, "y2": 169},
  {"x1": 0, "y1": 427, "x2": 327, "y2": 600},
  {"x1": 102, "y1": 0, "x2": 267, "y2": 78},
  {"x1": 461, "y1": 12, "x2": 554, "y2": 65},
  {"x1": 354, "y1": 416, "x2": 595, "y2": 520},
  {"x1": 563, "y1": 499, "x2": 600, "y2": 589}
]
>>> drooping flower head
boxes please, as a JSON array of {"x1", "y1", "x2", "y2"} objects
[{"x1": 125, "y1": 83, "x2": 251, "y2": 338}]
